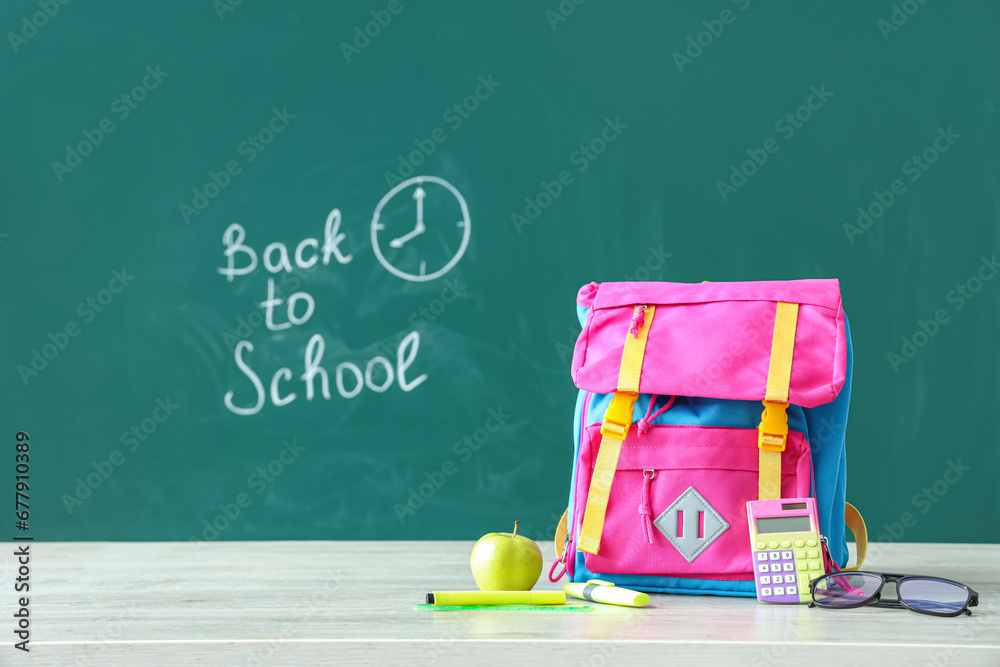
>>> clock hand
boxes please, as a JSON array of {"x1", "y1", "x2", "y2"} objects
[
  {"x1": 389, "y1": 226, "x2": 424, "y2": 248},
  {"x1": 389, "y1": 185, "x2": 428, "y2": 248},
  {"x1": 414, "y1": 185, "x2": 425, "y2": 232}
]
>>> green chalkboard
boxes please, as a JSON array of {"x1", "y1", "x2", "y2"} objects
[{"x1": 3, "y1": 0, "x2": 998, "y2": 545}]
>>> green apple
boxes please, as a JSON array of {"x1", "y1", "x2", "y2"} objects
[{"x1": 470, "y1": 520, "x2": 543, "y2": 591}]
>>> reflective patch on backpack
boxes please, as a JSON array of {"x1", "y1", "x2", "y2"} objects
[{"x1": 654, "y1": 486, "x2": 729, "y2": 563}]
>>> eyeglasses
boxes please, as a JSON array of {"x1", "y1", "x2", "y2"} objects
[{"x1": 809, "y1": 571, "x2": 979, "y2": 617}]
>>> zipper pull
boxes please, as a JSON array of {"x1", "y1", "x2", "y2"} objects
[
  {"x1": 548, "y1": 533, "x2": 572, "y2": 582},
  {"x1": 820, "y1": 535, "x2": 866, "y2": 595},
  {"x1": 639, "y1": 470, "x2": 655, "y2": 544},
  {"x1": 629, "y1": 305, "x2": 647, "y2": 338},
  {"x1": 820, "y1": 535, "x2": 839, "y2": 573}
]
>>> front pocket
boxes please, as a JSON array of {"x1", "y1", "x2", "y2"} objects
[{"x1": 575, "y1": 423, "x2": 812, "y2": 579}]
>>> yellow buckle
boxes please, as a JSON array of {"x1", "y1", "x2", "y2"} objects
[
  {"x1": 601, "y1": 392, "x2": 638, "y2": 439},
  {"x1": 758, "y1": 400, "x2": 789, "y2": 452}
]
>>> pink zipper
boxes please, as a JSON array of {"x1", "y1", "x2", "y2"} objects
[{"x1": 639, "y1": 469, "x2": 656, "y2": 544}]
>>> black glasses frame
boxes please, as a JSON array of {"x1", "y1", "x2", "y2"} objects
[{"x1": 809, "y1": 571, "x2": 979, "y2": 617}]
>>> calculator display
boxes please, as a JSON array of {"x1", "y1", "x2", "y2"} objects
[
  {"x1": 782, "y1": 502, "x2": 807, "y2": 510},
  {"x1": 756, "y1": 515, "x2": 812, "y2": 533}
]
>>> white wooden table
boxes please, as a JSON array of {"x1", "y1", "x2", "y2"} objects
[{"x1": 1, "y1": 541, "x2": 995, "y2": 665}]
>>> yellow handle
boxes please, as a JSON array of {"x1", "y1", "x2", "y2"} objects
[{"x1": 841, "y1": 502, "x2": 868, "y2": 571}]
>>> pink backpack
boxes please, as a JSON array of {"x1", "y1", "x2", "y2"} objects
[{"x1": 551, "y1": 280, "x2": 867, "y2": 596}]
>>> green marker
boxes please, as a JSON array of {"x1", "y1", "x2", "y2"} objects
[
  {"x1": 564, "y1": 579, "x2": 650, "y2": 607},
  {"x1": 415, "y1": 604, "x2": 592, "y2": 612},
  {"x1": 425, "y1": 591, "x2": 566, "y2": 606}
]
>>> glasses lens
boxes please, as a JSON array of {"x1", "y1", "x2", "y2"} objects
[
  {"x1": 812, "y1": 572, "x2": 882, "y2": 606},
  {"x1": 898, "y1": 578, "x2": 969, "y2": 614}
]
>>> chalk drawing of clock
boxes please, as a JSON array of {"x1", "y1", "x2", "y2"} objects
[{"x1": 371, "y1": 176, "x2": 471, "y2": 282}]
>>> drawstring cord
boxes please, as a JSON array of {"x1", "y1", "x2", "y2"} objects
[
  {"x1": 639, "y1": 470, "x2": 655, "y2": 544},
  {"x1": 638, "y1": 394, "x2": 675, "y2": 438},
  {"x1": 636, "y1": 394, "x2": 675, "y2": 543}
]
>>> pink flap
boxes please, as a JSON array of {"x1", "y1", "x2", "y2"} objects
[{"x1": 571, "y1": 280, "x2": 846, "y2": 407}]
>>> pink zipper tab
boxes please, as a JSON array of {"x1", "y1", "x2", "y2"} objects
[
  {"x1": 628, "y1": 305, "x2": 647, "y2": 338},
  {"x1": 639, "y1": 469, "x2": 656, "y2": 544}
]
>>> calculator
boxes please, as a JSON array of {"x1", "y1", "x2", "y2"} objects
[{"x1": 746, "y1": 497, "x2": 824, "y2": 604}]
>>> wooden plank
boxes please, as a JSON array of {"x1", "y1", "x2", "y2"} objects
[{"x1": 0, "y1": 541, "x2": 995, "y2": 666}]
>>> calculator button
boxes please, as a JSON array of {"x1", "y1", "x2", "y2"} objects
[
  {"x1": 784, "y1": 574, "x2": 796, "y2": 583},
  {"x1": 760, "y1": 575, "x2": 770, "y2": 585},
  {"x1": 809, "y1": 562, "x2": 820, "y2": 570},
  {"x1": 786, "y1": 585, "x2": 797, "y2": 596},
  {"x1": 758, "y1": 564, "x2": 769, "y2": 573},
  {"x1": 757, "y1": 552, "x2": 769, "y2": 561},
  {"x1": 796, "y1": 562, "x2": 807, "y2": 571},
  {"x1": 800, "y1": 576, "x2": 812, "y2": 589},
  {"x1": 769, "y1": 552, "x2": 781, "y2": 561},
  {"x1": 782, "y1": 562, "x2": 794, "y2": 571},
  {"x1": 780, "y1": 540, "x2": 791, "y2": 548},
  {"x1": 761, "y1": 587, "x2": 772, "y2": 597},
  {"x1": 807, "y1": 550, "x2": 819, "y2": 559},
  {"x1": 795, "y1": 550, "x2": 805, "y2": 559},
  {"x1": 770, "y1": 564, "x2": 781, "y2": 573},
  {"x1": 773, "y1": 586, "x2": 784, "y2": 596},
  {"x1": 806, "y1": 538, "x2": 817, "y2": 547},
  {"x1": 781, "y1": 551, "x2": 793, "y2": 560},
  {"x1": 794, "y1": 539, "x2": 805, "y2": 548},
  {"x1": 755, "y1": 541, "x2": 766, "y2": 550},
  {"x1": 767, "y1": 541, "x2": 779, "y2": 549}
]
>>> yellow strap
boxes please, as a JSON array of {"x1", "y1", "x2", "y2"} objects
[
  {"x1": 842, "y1": 502, "x2": 868, "y2": 571},
  {"x1": 578, "y1": 432, "x2": 627, "y2": 554},
  {"x1": 765, "y1": 302, "x2": 799, "y2": 403},
  {"x1": 757, "y1": 449, "x2": 783, "y2": 500},
  {"x1": 578, "y1": 305, "x2": 655, "y2": 555},
  {"x1": 617, "y1": 306, "x2": 653, "y2": 393},
  {"x1": 758, "y1": 302, "x2": 799, "y2": 500}
]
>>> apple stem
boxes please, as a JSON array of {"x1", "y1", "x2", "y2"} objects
[{"x1": 512, "y1": 520, "x2": 519, "y2": 539}]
